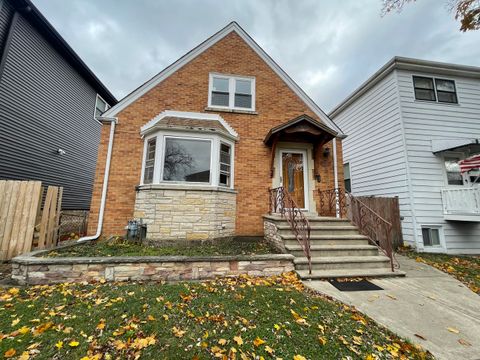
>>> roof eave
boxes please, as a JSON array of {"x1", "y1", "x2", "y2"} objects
[{"x1": 330, "y1": 56, "x2": 480, "y2": 118}]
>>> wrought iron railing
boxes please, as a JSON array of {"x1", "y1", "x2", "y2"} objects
[
  {"x1": 318, "y1": 188, "x2": 395, "y2": 272},
  {"x1": 269, "y1": 186, "x2": 312, "y2": 274}
]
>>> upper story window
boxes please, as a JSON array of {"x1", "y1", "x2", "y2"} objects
[
  {"x1": 209, "y1": 74, "x2": 255, "y2": 111},
  {"x1": 95, "y1": 95, "x2": 110, "y2": 118},
  {"x1": 413, "y1": 76, "x2": 458, "y2": 104}
]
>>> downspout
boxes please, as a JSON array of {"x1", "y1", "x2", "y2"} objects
[
  {"x1": 77, "y1": 117, "x2": 117, "y2": 243},
  {"x1": 333, "y1": 137, "x2": 340, "y2": 218}
]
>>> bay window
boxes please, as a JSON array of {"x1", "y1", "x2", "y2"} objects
[
  {"x1": 163, "y1": 137, "x2": 211, "y2": 183},
  {"x1": 219, "y1": 143, "x2": 232, "y2": 187},
  {"x1": 143, "y1": 138, "x2": 156, "y2": 184},
  {"x1": 209, "y1": 73, "x2": 255, "y2": 111},
  {"x1": 141, "y1": 131, "x2": 234, "y2": 188}
]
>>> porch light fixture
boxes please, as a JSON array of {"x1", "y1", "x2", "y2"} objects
[{"x1": 323, "y1": 147, "x2": 330, "y2": 158}]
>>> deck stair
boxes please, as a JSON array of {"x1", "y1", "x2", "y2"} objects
[{"x1": 264, "y1": 214, "x2": 405, "y2": 279}]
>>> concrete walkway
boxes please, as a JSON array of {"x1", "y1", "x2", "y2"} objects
[{"x1": 306, "y1": 255, "x2": 480, "y2": 360}]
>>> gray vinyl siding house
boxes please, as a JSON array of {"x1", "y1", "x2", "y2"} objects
[
  {"x1": 331, "y1": 57, "x2": 480, "y2": 255},
  {"x1": 0, "y1": 0, "x2": 116, "y2": 210}
]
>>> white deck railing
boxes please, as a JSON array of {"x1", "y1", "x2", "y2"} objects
[{"x1": 441, "y1": 187, "x2": 480, "y2": 216}]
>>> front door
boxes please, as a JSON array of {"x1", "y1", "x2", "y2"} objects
[{"x1": 280, "y1": 150, "x2": 308, "y2": 210}]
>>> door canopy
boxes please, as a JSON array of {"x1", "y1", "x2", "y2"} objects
[{"x1": 264, "y1": 114, "x2": 338, "y2": 178}]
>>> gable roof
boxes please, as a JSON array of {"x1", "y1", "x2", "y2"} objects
[
  {"x1": 102, "y1": 21, "x2": 343, "y2": 137},
  {"x1": 329, "y1": 56, "x2": 480, "y2": 118},
  {"x1": 9, "y1": 0, "x2": 117, "y2": 105},
  {"x1": 264, "y1": 114, "x2": 337, "y2": 145}
]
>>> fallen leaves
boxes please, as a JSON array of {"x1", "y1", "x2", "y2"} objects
[
  {"x1": 233, "y1": 335, "x2": 243, "y2": 346},
  {"x1": 0, "y1": 272, "x2": 434, "y2": 360},
  {"x1": 172, "y1": 326, "x2": 186, "y2": 338},
  {"x1": 4, "y1": 349, "x2": 16, "y2": 358},
  {"x1": 447, "y1": 327, "x2": 460, "y2": 334}
]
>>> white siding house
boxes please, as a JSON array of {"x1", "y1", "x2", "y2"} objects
[{"x1": 331, "y1": 57, "x2": 480, "y2": 254}]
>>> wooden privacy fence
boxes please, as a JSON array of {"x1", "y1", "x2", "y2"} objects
[
  {"x1": 0, "y1": 180, "x2": 63, "y2": 261},
  {"x1": 354, "y1": 195, "x2": 403, "y2": 249}
]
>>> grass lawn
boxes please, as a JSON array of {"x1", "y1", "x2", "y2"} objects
[
  {"x1": 45, "y1": 238, "x2": 279, "y2": 258},
  {"x1": 0, "y1": 274, "x2": 432, "y2": 360},
  {"x1": 402, "y1": 249, "x2": 480, "y2": 294}
]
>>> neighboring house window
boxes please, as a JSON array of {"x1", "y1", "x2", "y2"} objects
[
  {"x1": 143, "y1": 138, "x2": 156, "y2": 184},
  {"x1": 413, "y1": 76, "x2": 458, "y2": 104},
  {"x1": 421, "y1": 227, "x2": 441, "y2": 247},
  {"x1": 95, "y1": 95, "x2": 109, "y2": 118},
  {"x1": 444, "y1": 156, "x2": 463, "y2": 185},
  {"x1": 413, "y1": 76, "x2": 436, "y2": 101},
  {"x1": 209, "y1": 74, "x2": 255, "y2": 111},
  {"x1": 219, "y1": 143, "x2": 232, "y2": 187},
  {"x1": 162, "y1": 137, "x2": 211, "y2": 183},
  {"x1": 435, "y1": 79, "x2": 457, "y2": 103},
  {"x1": 343, "y1": 163, "x2": 351, "y2": 192}
]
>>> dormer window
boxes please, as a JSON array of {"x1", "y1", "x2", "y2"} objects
[{"x1": 208, "y1": 73, "x2": 255, "y2": 111}]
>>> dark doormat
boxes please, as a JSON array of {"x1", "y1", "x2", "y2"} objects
[{"x1": 329, "y1": 279, "x2": 383, "y2": 292}]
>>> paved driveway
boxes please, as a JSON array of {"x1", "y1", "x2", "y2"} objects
[{"x1": 306, "y1": 255, "x2": 480, "y2": 360}]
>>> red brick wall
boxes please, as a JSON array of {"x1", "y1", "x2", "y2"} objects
[{"x1": 88, "y1": 32, "x2": 344, "y2": 237}]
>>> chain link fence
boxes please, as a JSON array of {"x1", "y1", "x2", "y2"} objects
[{"x1": 59, "y1": 211, "x2": 88, "y2": 241}]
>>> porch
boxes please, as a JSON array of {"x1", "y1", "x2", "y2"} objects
[{"x1": 441, "y1": 187, "x2": 480, "y2": 221}]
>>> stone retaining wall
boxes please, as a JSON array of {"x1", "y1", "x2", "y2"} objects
[
  {"x1": 134, "y1": 186, "x2": 236, "y2": 241},
  {"x1": 263, "y1": 218, "x2": 286, "y2": 253},
  {"x1": 11, "y1": 253, "x2": 294, "y2": 285}
]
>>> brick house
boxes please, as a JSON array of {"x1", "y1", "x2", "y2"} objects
[{"x1": 87, "y1": 22, "x2": 346, "y2": 242}]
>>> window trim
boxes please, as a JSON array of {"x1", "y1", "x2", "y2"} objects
[
  {"x1": 94, "y1": 94, "x2": 110, "y2": 119},
  {"x1": 219, "y1": 142, "x2": 232, "y2": 187},
  {"x1": 143, "y1": 137, "x2": 157, "y2": 184},
  {"x1": 208, "y1": 73, "x2": 256, "y2": 111},
  {"x1": 442, "y1": 151, "x2": 467, "y2": 187},
  {"x1": 412, "y1": 75, "x2": 459, "y2": 104},
  {"x1": 435, "y1": 78, "x2": 458, "y2": 104},
  {"x1": 420, "y1": 225, "x2": 444, "y2": 249},
  {"x1": 140, "y1": 129, "x2": 235, "y2": 189},
  {"x1": 161, "y1": 135, "x2": 214, "y2": 185},
  {"x1": 412, "y1": 76, "x2": 436, "y2": 102}
]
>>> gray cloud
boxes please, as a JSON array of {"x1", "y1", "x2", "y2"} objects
[{"x1": 33, "y1": 0, "x2": 480, "y2": 112}]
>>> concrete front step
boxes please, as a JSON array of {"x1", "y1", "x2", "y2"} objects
[
  {"x1": 264, "y1": 214, "x2": 352, "y2": 226},
  {"x1": 286, "y1": 244, "x2": 379, "y2": 257},
  {"x1": 282, "y1": 234, "x2": 370, "y2": 246},
  {"x1": 296, "y1": 268, "x2": 406, "y2": 279},
  {"x1": 277, "y1": 225, "x2": 359, "y2": 236},
  {"x1": 294, "y1": 255, "x2": 391, "y2": 270}
]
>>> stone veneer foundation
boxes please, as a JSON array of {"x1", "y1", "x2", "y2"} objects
[
  {"x1": 11, "y1": 251, "x2": 294, "y2": 285},
  {"x1": 134, "y1": 185, "x2": 236, "y2": 241}
]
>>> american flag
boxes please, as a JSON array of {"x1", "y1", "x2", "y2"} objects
[{"x1": 459, "y1": 154, "x2": 480, "y2": 173}]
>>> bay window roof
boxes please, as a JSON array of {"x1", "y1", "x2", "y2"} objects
[{"x1": 141, "y1": 110, "x2": 238, "y2": 140}]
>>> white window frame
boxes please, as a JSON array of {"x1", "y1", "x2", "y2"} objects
[
  {"x1": 412, "y1": 75, "x2": 459, "y2": 104},
  {"x1": 442, "y1": 151, "x2": 468, "y2": 187},
  {"x1": 94, "y1": 94, "x2": 110, "y2": 119},
  {"x1": 420, "y1": 225, "x2": 445, "y2": 251},
  {"x1": 208, "y1": 73, "x2": 256, "y2": 111},
  {"x1": 219, "y1": 142, "x2": 233, "y2": 187},
  {"x1": 140, "y1": 130, "x2": 235, "y2": 189}
]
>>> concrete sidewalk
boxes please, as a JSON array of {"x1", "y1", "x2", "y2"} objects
[{"x1": 306, "y1": 255, "x2": 480, "y2": 360}]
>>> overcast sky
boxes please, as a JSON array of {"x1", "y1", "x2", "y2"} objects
[{"x1": 33, "y1": 0, "x2": 480, "y2": 112}]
